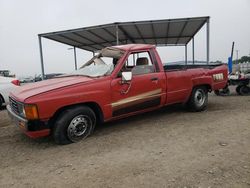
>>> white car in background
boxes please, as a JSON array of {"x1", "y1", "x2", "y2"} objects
[{"x1": 0, "y1": 76, "x2": 20, "y2": 108}]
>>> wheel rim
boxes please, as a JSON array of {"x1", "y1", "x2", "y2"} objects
[
  {"x1": 67, "y1": 115, "x2": 92, "y2": 142},
  {"x1": 194, "y1": 89, "x2": 206, "y2": 107}
]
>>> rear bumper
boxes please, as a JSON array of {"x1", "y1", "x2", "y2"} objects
[{"x1": 7, "y1": 105, "x2": 50, "y2": 138}]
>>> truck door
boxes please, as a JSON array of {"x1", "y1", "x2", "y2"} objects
[{"x1": 110, "y1": 51, "x2": 166, "y2": 117}]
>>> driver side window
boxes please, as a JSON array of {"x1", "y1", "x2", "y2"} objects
[{"x1": 122, "y1": 51, "x2": 155, "y2": 76}]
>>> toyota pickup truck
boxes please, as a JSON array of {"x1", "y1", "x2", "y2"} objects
[{"x1": 7, "y1": 44, "x2": 228, "y2": 144}]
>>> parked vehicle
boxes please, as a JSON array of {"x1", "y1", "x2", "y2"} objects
[
  {"x1": 215, "y1": 72, "x2": 250, "y2": 96},
  {"x1": 19, "y1": 76, "x2": 34, "y2": 84},
  {"x1": 7, "y1": 44, "x2": 228, "y2": 144},
  {"x1": 34, "y1": 73, "x2": 63, "y2": 82},
  {"x1": 0, "y1": 76, "x2": 20, "y2": 107},
  {"x1": 215, "y1": 41, "x2": 250, "y2": 96}
]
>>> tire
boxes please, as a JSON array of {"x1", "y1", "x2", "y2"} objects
[
  {"x1": 214, "y1": 86, "x2": 230, "y2": 96},
  {"x1": 214, "y1": 90, "x2": 220, "y2": 96},
  {"x1": 239, "y1": 85, "x2": 250, "y2": 96},
  {"x1": 236, "y1": 85, "x2": 242, "y2": 95},
  {"x1": 187, "y1": 86, "x2": 208, "y2": 112},
  {"x1": 221, "y1": 87, "x2": 230, "y2": 96},
  {"x1": 53, "y1": 106, "x2": 96, "y2": 145},
  {"x1": 0, "y1": 94, "x2": 4, "y2": 108}
]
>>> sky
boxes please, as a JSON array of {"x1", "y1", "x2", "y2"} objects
[{"x1": 0, "y1": 0, "x2": 250, "y2": 77}]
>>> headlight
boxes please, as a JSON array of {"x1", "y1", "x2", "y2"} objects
[
  {"x1": 23, "y1": 104, "x2": 39, "y2": 120},
  {"x1": 18, "y1": 104, "x2": 26, "y2": 117}
]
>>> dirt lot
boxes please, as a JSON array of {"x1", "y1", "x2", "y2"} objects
[{"x1": 0, "y1": 89, "x2": 250, "y2": 188}]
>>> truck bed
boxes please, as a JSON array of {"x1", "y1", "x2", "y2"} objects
[{"x1": 164, "y1": 63, "x2": 224, "y2": 71}]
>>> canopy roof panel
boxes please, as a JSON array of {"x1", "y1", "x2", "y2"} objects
[{"x1": 39, "y1": 16, "x2": 209, "y2": 52}]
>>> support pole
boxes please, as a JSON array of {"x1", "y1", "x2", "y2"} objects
[
  {"x1": 192, "y1": 37, "x2": 195, "y2": 65},
  {"x1": 185, "y1": 45, "x2": 187, "y2": 65},
  {"x1": 73, "y1": 47, "x2": 77, "y2": 70},
  {"x1": 206, "y1": 18, "x2": 210, "y2": 65},
  {"x1": 116, "y1": 25, "x2": 119, "y2": 45},
  {"x1": 38, "y1": 36, "x2": 45, "y2": 80}
]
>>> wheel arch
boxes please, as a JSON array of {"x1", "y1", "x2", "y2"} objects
[
  {"x1": 185, "y1": 84, "x2": 211, "y2": 103},
  {"x1": 0, "y1": 93, "x2": 5, "y2": 106},
  {"x1": 187, "y1": 84, "x2": 209, "y2": 112},
  {"x1": 193, "y1": 84, "x2": 211, "y2": 92},
  {"x1": 49, "y1": 102, "x2": 104, "y2": 127}
]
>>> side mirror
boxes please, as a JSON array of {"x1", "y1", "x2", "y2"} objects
[{"x1": 121, "y1": 72, "x2": 132, "y2": 83}]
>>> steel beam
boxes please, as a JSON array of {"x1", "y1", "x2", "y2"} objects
[
  {"x1": 74, "y1": 47, "x2": 77, "y2": 70},
  {"x1": 38, "y1": 36, "x2": 45, "y2": 80},
  {"x1": 134, "y1": 24, "x2": 146, "y2": 43},
  {"x1": 87, "y1": 30, "x2": 112, "y2": 46},
  {"x1": 102, "y1": 27, "x2": 121, "y2": 45},
  {"x1": 150, "y1": 21, "x2": 157, "y2": 44},
  {"x1": 72, "y1": 32, "x2": 105, "y2": 48},
  {"x1": 185, "y1": 44, "x2": 187, "y2": 65},
  {"x1": 192, "y1": 37, "x2": 195, "y2": 64},
  {"x1": 176, "y1": 20, "x2": 188, "y2": 44},
  {"x1": 206, "y1": 18, "x2": 210, "y2": 64},
  {"x1": 116, "y1": 25, "x2": 119, "y2": 45},
  {"x1": 165, "y1": 22, "x2": 170, "y2": 44},
  {"x1": 118, "y1": 25, "x2": 135, "y2": 43}
]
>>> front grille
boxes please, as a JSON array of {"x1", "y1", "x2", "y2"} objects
[{"x1": 9, "y1": 97, "x2": 20, "y2": 115}]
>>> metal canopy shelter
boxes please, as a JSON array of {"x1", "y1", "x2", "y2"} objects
[{"x1": 38, "y1": 16, "x2": 210, "y2": 79}]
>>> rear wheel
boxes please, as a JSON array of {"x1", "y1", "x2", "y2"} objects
[
  {"x1": 53, "y1": 106, "x2": 96, "y2": 145},
  {"x1": 236, "y1": 85, "x2": 242, "y2": 95},
  {"x1": 187, "y1": 86, "x2": 208, "y2": 112},
  {"x1": 214, "y1": 90, "x2": 220, "y2": 96},
  {"x1": 239, "y1": 85, "x2": 250, "y2": 96},
  {"x1": 214, "y1": 86, "x2": 230, "y2": 96},
  {"x1": 221, "y1": 87, "x2": 230, "y2": 96}
]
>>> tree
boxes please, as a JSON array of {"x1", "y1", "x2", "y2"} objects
[
  {"x1": 239, "y1": 56, "x2": 250, "y2": 63},
  {"x1": 233, "y1": 56, "x2": 250, "y2": 64}
]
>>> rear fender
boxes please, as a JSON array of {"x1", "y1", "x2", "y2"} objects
[
  {"x1": 183, "y1": 77, "x2": 212, "y2": 102},
  {"x1": 191, "y1": 76, "x2": 212, "y2": 89}
]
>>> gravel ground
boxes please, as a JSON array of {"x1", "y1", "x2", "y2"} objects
[{"x1": 0, "y1": 89, "x2": 250, "y2": 188}]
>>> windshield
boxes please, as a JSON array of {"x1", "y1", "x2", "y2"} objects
[{"x1": 69, "y1": 47, "x2": 124, "y2": 77}]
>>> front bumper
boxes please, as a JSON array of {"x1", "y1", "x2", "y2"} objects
[{"x1": 7, "y1": 105, "x2": 50, "y2": 138}]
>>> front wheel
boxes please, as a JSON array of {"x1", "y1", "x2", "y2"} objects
[
  {"x1": 53, "y1": 106, "x2": 96, "y2": 145},
  {"x1": 187, "y1": 87, "x2": 208, "y2": 112},
  {"x1": 0, "y1": 95, "x2": 3, "y2": 108}
]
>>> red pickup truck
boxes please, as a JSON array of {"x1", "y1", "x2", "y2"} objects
[{"x1": 7, "y1": 44, "x2": 228, "y2": 144}]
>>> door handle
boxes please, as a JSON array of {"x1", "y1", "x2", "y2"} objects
[{"x1": 151, "y1": 77, "x2": 158, "y2": 81}]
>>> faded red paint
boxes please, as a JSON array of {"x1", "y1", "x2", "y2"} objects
[{"x1": 9, "y1": 44, "x2": 228, "y2": 138}]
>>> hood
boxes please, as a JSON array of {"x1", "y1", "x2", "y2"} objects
[{"x1": 11, "y1": 76, "x2": 93, "y2": 102}]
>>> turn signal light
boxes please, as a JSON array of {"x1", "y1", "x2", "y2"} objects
[{"x1": 24, "y1": 105, "x2": 39, "y2": 120}]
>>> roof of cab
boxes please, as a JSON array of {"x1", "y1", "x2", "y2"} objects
[{"x1": 113, "y1": 44, "x2": 155, "y2": 51}]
